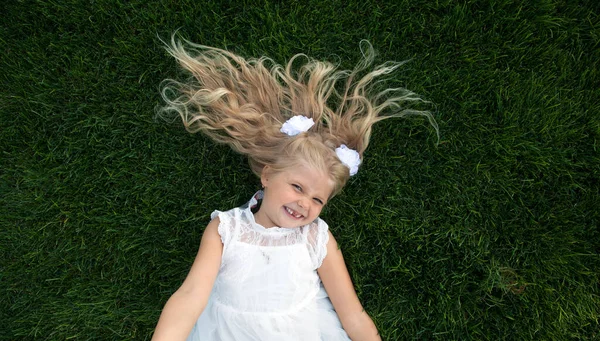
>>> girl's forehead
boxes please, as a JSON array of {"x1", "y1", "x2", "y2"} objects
[{"x1": 283, "y1": 164, "x2": 324, "y2": 178}]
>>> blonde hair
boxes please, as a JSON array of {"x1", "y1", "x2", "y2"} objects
[{"x1": 158, "y1": 36, "x2": 438, "y2": 197}]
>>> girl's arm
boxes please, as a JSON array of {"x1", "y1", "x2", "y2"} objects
[
  {"x1": 317, "y1": 231, "x2": 382, "y2": 341},
  {"x1": 152, "y1": 217, "x2": 223, "y2": 341}
]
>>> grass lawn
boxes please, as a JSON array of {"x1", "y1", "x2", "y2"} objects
[{"x1": 1, "y1": 0, "x2": 598, "y2": 340}]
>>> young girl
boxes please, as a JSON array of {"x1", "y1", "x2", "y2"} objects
[{"x1": 152, "y1": 37, "x2": 437, "y2": 341}]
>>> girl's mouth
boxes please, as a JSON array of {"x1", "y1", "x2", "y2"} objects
[{"x1": 284, "y1": 206, "x2": 304, "y2": 219}]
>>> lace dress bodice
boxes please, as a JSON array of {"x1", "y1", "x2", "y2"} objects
[
  {"x1": 186, "y1": 191, "x2": 349, "y2": 340},
  {"x1": 212, "y1": 191, "x2": 329, "y2": 313}
]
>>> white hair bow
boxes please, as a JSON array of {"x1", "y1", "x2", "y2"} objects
[
  {"x1": 280, "y1": 115, "x2": 315, "y2": 136},
  {"x1": 335, "y1": 144, "x2": 361, "y2": 176}
]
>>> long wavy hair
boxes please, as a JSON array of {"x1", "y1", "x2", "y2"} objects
[{"x1": 158, "y1": 36, "x2": 438, "y2": 197}]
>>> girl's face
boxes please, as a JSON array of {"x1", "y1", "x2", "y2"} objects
[{"x1": 255, "y1": 165, "x2": 334, "y2": 228}]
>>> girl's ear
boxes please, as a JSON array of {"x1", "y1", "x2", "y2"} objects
[{"x1": 261, "y1": 165, "x2": 272, "y2": 188}]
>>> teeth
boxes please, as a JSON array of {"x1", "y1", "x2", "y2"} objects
[{"x1": 285, "y1": 207, "x2": 302, "y2": 219}]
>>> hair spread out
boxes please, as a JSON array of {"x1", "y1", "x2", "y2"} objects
[{"x1": 158, "y1": 35, "x2": 438, "y2": 197}]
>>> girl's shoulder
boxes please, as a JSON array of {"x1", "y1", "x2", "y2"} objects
[
  {"x1": 307, "y1": 216, "x2": 329, "y2": 235},
  {"x1": 307, "y1": 216, "x2": 329, "y2": 236},
  {"x1": 305, "y1": 217, "x2": 331, "y2": 268},
  {"x1": 208, "y1": 205, "x2": 248, "y2": 247}
]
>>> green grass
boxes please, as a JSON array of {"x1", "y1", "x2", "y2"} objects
[{"x1": 1, "y1": 0, "x2": 599, "y2": 340}]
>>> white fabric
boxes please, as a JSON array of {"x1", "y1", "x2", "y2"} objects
[
  {"x1": 186, "y1": 191, "x2": 350, "y2": 341},
  {"x1": 280, "y1": 115, "x2": 315, "y2": 136},
  {"x1": 335, "y1": 144, "x2": 361, "y2": 176}
]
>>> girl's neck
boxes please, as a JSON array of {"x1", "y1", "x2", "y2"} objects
[{"x1": 253, "y1": 208, "x2": 277, "y2": 229}]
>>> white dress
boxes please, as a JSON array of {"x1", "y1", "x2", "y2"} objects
[{"x1": 186, "y1": 191, "x2": 351, "y2": 341}]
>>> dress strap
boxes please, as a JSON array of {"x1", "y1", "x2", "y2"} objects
[{"x1": 240, "y1": 190, "x2": 263, "y2": 211}]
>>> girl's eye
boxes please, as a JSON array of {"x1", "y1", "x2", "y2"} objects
[
  {"x1": 292, "y1": 184, "x2": 302, "y2": 191},
  {"x1": 314, "y1": 198, "x2": 324, "y2": 205}
]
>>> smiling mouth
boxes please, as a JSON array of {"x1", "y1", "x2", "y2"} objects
[{"x1": 284, "y1": 206, "x2": 304, "y2": 219}]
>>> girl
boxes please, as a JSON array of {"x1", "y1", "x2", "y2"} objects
[{"x1": 152, "y1": 37, "x2": 437, "y2": 341}]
